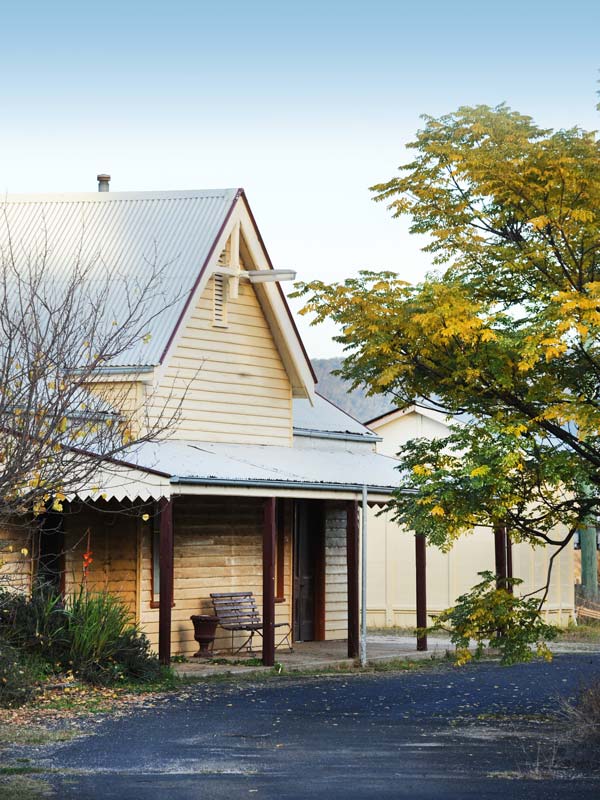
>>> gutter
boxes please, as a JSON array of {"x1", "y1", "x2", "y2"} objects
[
  {"x1": 293, "y1": 429, "x2": 382, "y2": 444},
  {"x1": 94, "y1": 365, "x2": 155, "y2": 375},
  {"x1": 169, "y1": 475, "x2": 399, "y2": 494}
]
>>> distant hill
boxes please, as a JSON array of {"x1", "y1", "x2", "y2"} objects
[{"x1": 311, "y1": 357, "x2": 395, "y2": 423}]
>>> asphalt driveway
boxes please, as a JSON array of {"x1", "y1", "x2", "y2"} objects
[{"x1": 30, "y1": 654, "x2": 600, "y2": 799}]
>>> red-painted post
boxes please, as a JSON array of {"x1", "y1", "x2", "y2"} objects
[
  {"x1": 415, "y1": 533, "x2": 428, "y2": 652},
  {"x1": 346, "y1": 500, "x2": 360, "y2": 659},
  {"x1": 262, "y1": 497, "x2": 276, "y2": 667},
  {"x1": 158, "y1": 497, "x2": 174, "y2": 666}
]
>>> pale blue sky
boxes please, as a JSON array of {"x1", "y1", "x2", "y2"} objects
[{"x1": 1, "y1": 0, "x2": 598, "y2": 355}]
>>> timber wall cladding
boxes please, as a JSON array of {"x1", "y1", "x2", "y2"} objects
[
  {"x1": 324, "y1": 504, "x2": 348, "y2": 640},
  {"x1": 0, "y1": 522, "x2": 32, "y2": 593},
  {"x1": 151, "y1": 248, "x2": 293, "y2": 447},
  {"x1": 140, "y1": 496, "x2": 292, "y2": 657},
  {"x1": 63, "y1": 504, "x2": 138, "y2": 614}
]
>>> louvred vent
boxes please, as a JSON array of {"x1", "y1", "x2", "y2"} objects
[{"x1": 213, "y1": 272, "x2": 227, "y2": 326}]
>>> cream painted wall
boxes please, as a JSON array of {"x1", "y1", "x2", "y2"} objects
[
  {"x1": 367, "y1": 409, "x2": 575, "y2": 627},
  {"x1": 144, "y1": 236, "x2": 293, "y2": 447}
]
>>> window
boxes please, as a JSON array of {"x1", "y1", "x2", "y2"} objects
[
  {"x1": 150, "y1": 511, "x2": 161, "y2": 607},
  {"x1": 149, "y1": 508, "x2": 174, "y2": 609},
  {"x1": 213, "y1": 273, "x2": 228, "y2": 327}
]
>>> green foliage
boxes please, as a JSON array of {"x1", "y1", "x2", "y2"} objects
[
  {"x1": 427, "y1": 571, "x2": 559, "y2": 665},
  {"x1": 0, "y1": 587, "x2": 161, "y2": 686},
  {"x1": 293, "y1": 103, "x2": 600, "y2": 552},
  {"x1": 0, "y1": 587, "x2": 66, "y2": 654},
  {"x1": 0, "y1": 640, "x2": 37, "y2": 708},
  {"x1": 392, "y1": 419, "x2": 588, "y2": 549},
  {"x1": 62, "y1": 588, "x2": 160, "y2": 684}
]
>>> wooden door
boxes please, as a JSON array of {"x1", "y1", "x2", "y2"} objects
[{"x1": 293, "y1": 501, "x2": 325, "y2": 642}]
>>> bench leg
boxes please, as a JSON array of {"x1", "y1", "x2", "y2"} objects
[
  {"x1": 233, "y1": 631, "x2": 255, "y2": 655},
  {"x1": 275, "y1": 624, "x2": 293, "y2": 653}
]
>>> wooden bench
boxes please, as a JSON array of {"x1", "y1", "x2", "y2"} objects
[
  {"x1": 211, "y1": 591, "x2": 292, "y2": 655},
  {"x1": 577, "y1": 604, "x2": 600, "y2": 622}
]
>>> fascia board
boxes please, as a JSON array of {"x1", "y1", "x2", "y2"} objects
[
  {"x1": 238, "y1": 202, "x2": 315, "y2": 402},
  {"x1": 151, "y1": 198, "x2": 243, "y2": 388}
]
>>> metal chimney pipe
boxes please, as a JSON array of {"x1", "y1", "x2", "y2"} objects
[{"x1": 97, "y1": 174, "x2": 111, "y2": 192}]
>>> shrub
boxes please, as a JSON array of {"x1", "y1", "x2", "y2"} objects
[
  {"x1": 425, "y1": 571, "x2": 559, "y2": 665},
  {"x1": 560, "y1": 680, "x2": 600, "y2": 770},
  {"x1": 63, "y1": 588, "x2": 161, "y2": 684},
  {"x1": 0, "y1": 588, "x2": 66, "y2": 655},
  {"x1": 0, "y1": 640, "x2": 37, "y2": 708},
  {"x1": 0, "y1": 587, "x2": 161, "y2": 685}
]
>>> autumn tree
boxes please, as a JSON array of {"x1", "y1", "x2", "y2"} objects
[{"x1": 295, "y1": 104, "x2": 600, "y2": 601}]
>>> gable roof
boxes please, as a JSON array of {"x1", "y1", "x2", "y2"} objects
[
  {"x1": 366, "y1": 401, "x2": 474, "y2": 430},
  {"x1": 0, "y1": 188, "x2": 316, "y2": 387}
]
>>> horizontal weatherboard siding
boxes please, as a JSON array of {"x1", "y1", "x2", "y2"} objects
[{"x1": 153, "y1": 268, "x2": 293, "y2": 446}]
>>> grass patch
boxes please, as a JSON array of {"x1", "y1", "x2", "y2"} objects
[
  {"x1": 0, "y1": 766, "x2": 47, "y2": 776},
  {"x1": 368, "y1": 626, "x2": 448, "y2": 638},
  {"x1": 0, "y1": 723, "x2": 76, "y2": 747},
  {"x1": 205, "y1": 657, "x2": 264, "y2": 667},
  {"x1": 559, "y1": 621, "x2": 600, "y2": 642},
  {"x1": 33, "y1": 667, "x2": 182, "y2": 713},
  {"x1": 0, "y1": 775, "x2": 53, "y2": 799}
]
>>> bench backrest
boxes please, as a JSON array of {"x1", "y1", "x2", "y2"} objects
[{"x1": 210, "y1": 591, "x2": 262, "y2": 630}]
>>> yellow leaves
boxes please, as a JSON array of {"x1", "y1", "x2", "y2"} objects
[
  {"x1": 540, "y1": 337, "x2": 567, "y2": 362},
  {"x1": 32, "y1": 499, "x2": 46, "y2": 516},
  {"x1": 479, "y1": 329, "x2": 497, "y2": 343},
  {"x1": 455, "y1": 647, "x2": 473, "y2": 666},
  {"x1": 430, "y1": 505, "x2": 446, "y2": 517},
  {"x1": 469, "y1": 465, "x2": 490, "y2": 478},
  {"x1": 142, "y1": 333, "x2": 152, "y2": 344},
  {"x1": 416, "y1": 495, "x2": 434, "y2": 506},
  {"x1": 412, "y1": 464, "x2": 433, "y2": 476},
  {"x1": 528, "y1": 215, "x2": 551, "y2": 230},
  {"x1": 142, "y1": 513, "x2": 150, "y2": 522},
  {"x1": 569, "y1": 208, "x2": 594, "y2": 223},
  {"x1": 52, "y1": 490, "x2": 66, "y2": 511},
  {"x1": 506, "y1": 423, "x2": 527, "y2": 437},
  {"x1": 20, "y1": 547, "x2": 29, "y2": 556},
  {"x1": 58, "y1": 417, "x2": 68, "y2": 433}
]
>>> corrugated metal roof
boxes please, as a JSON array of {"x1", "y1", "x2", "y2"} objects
[
  {"x1": 293, "y1": 394, "x2": 377, "y2": 438},
  {"x1": 123, "y1": 439, "x2": 401, "y2": 492},
  {"x1": 0, "y1": 189, "x2": 239, "y2": 366}
]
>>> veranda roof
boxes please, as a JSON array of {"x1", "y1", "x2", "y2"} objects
[{"x1": 76, "y1": 439, "x2": 402, "y2": 503}]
